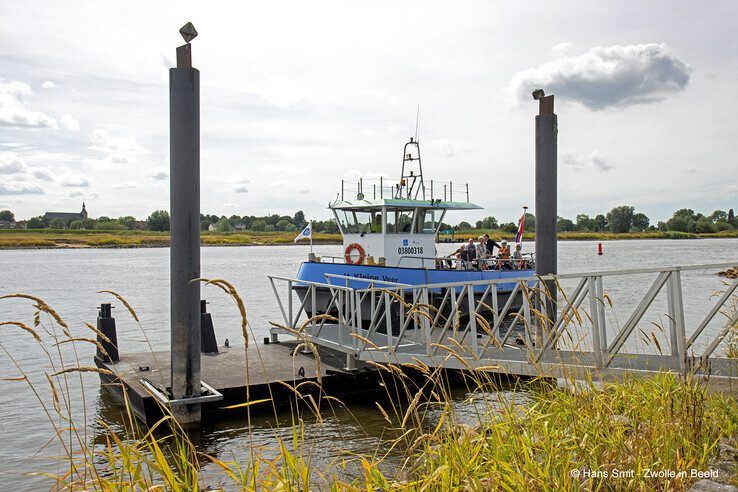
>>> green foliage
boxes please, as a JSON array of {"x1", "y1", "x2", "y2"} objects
[
  {"x1": 69, "y1": 218, "x2": 96, "y2": 229},
  {"x1": 0, "y1": 209, "x2": 14, "y2": 221},
  {"x1": 49, "y1": 218, "x2": 67, "y2": 229},
  {"x1": 250, "y1": 219, "x2": 267, "y2": 231},
  {"x1": 146, "y1": 210, "x2": 170, "y2": 231},
  {"x1": 593, "y1": 214, "x2": 607, "y2": 231},
  {"x1": 116, "y1": 216, "x2": 137, "y2": 230},
  {"x1": 631, "y1": 212, "x2": 649, "y2": 231},
  {"x1": 264, "y1": 224, "x2": 276, "y2": 232},
  {"x1": 556, "y1": 216, "x2": 575, "y2": 232},
  {"x1": 275, "y1": 219, "x2": 293, "y2": 231},
  {"x1": 95, "y1": 220, "x2": 127, "y2": 231},
  {"x1": 607, "y1": 205, "x2": 635, "y2": 233},
  {"x1": 26, "y1": 216, "x2": 46, "y2": 229},
  {"x1": 455, "y1": 221, "x2": 472, "y2": 231},
  {"x1": 215, "y1": 217, "x2": 232, "y2": 232}
]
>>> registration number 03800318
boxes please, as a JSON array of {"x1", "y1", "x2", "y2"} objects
[{"x1": 397, "y1": 246, "x2": 423, "y2": 255}]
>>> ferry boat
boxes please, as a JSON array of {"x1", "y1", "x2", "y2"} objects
[{"x1": 294, "y1": 138, "x2": 535, "y2": 328}]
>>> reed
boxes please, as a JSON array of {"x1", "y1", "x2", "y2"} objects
[{"x1": 1, "y1": 282, "x2": 736, "y2": 491}]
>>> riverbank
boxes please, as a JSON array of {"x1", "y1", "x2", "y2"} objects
[{"x1": 0, "y1": 228, "x2": 737, "y2": 249}]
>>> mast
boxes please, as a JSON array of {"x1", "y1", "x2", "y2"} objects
[{"x1": 395, "y1": 138, "x2": 425, "y2": 200}]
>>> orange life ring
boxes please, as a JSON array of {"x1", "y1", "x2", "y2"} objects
[{"x1": 344, "y1": 243, "x2": 366, "y2": 265}]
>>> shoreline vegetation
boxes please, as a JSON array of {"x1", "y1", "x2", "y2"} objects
[{"x1": 0, "y1": 228, "x2": 737, "y2": 250}]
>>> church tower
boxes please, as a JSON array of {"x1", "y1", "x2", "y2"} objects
[{"x1": 81, "y1": 202, "x2": 88, "y2": 219}]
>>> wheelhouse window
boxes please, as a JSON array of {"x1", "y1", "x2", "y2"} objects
[
  {"x1": 416, "y1": 209, "x2": 441, "y2": 234},
  {"x1": 335, "y1": 209, "x2": 382, "y2": 234},
  {"x1": 386, "y1": 207, "x2": 414, "y2": 234}
]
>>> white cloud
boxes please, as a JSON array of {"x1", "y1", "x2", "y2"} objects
[
  {"x1": 60, "y1": 174, "x2": 90, "y2": 187},
  {"x1": 30, "y1": 167, "x2": 55, "y2": 181},
  {"x1": 563, "y1": 150, "x2": 613, "y2": 171},
  {"x1": 0, "y1": 152, "x2": 28, "y2": 174},
  {"x1": 0, "y1": 180, "x2": 44, "y2": 195},
  {"x1": 89, "y1": 129, "x2": 146, "y2": 163},
  {"x1": 234, "y1": 184, "x2": 249, "y2": 193},
  {"x1": 41, "y1": 81, "x2": 56, "y2": 89},
  {"x1": 0, "y1": 81, "x2": 58, "y2": 129},
  {"x1": 508, "y1": 43, "x2": 690, "y2": 110},
  {"x1": 728, "y1": 185, "x2": 737, "y2": 195},
  {"x1": 146, "y1": 167, "x2": 168, "y2": 180},
  {"x1": 112, "y1": 181, "x2": 139, "y2": 189},
  {"x1": 60, "y1": 114, "x2": 81, "y2": 132},
  {"x1": 429, "y1": 139, "x2": 474, "y2": 158}
]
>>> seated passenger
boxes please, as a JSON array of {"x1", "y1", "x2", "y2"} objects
[
  {"x1": 511, "y1": 243, "x2": 523, "y2": 269},
  {"x1": 497, "y1": 240, "x2": 511, "y2": 270}
]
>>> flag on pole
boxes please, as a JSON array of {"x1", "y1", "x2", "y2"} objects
[
  {"x1": 515, "y1": 207, "x2": 527, "y2": 244},
  {"x1": 294, "y1": 222, "x2": 312, "y2": 242}
]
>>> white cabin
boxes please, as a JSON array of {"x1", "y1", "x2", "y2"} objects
[{"x1": 330, "y1": 198, "x2": 481, "y2": 268}]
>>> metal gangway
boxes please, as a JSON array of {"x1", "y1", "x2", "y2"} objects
[{"x1": 269, "y1": 262, "x2": 738, "y2": 381}]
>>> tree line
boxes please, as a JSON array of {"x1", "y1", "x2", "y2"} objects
[
  {"x1": 1, "y1": 206, "x2": 735, "y2": 234},
  {"x1": 456, "y1": 206, "x2": 737, "y2": 234}
]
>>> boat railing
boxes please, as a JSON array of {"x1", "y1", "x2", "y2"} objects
[
  {"x1": 340, "y1": 177, "x2": 470, "y2": 203},
  {"x1": 397, "y1": 253, "x2": 536, "y2": 270}
]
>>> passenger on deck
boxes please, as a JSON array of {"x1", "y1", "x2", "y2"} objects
[
  {"x1": 476, "y1": 235, "x2": 489, "y2": 270},
  {"x1": 483, "y1": 234, "x2": 501, "y2": 257},
  {"x1": 462, "y1": 238, "x2": 477, "y2": 269},
  {"x1": 512, "y1": 243, "x2": 522, "y2": 269},
  {"x1": 497, "y1": 240, "x2": 511, "y2": 270}
]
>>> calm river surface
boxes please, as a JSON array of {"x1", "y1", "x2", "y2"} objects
[{"x1": 1, "y1": 239, "x2": 736, "y2": 490}]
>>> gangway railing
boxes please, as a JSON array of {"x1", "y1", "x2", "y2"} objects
[{"x1": 269, "y1": 262, "x2": 738, "y2": 380}]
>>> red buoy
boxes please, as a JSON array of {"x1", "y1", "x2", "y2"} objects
[{"x1": 597, "y1": 242, "x2": 603, "y2": 256}]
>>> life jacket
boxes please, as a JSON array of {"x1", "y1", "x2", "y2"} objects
[{"x1": 498, "y1": 245, "x2": 510, "y2": 259}]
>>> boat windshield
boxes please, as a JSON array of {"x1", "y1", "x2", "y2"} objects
[
  {"x1": 335, "y1": 209, "x2": 381, "y2": 234},
  {"x1": 386, "y1": 207, "x2": 414, "y2": 234},
  {"x1": 417, "y1": 209, "x2": 440, "y2": 234}
]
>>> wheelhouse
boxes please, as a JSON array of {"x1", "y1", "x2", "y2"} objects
[{"x1": 330, "y1": 198, "x2": 481, "y2": 268}]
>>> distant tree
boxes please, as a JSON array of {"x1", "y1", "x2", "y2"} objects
[
  {"x1": 215, "y1": 217, "x2": 232, "y2": 232},
  {"x1": 715, "y1": 221, "x2": 733, "y2": 231},
  {"x1": 710, "y1": 210, "x2": 728, "y2": 223},
  {"x1": 275, "y1": 219, "x2": 292, "y2": 231},
  {"x1": 694, "y1": 217, "x2": 716, "y2": 233},
  {"x1": 322, "y1": 220, "x2": 339, "y2": 233},
  {"x1": 70, "y1": 218, "x2": 96, "y2": 230},
  {"x1": 95, "y1": 220, "x2": 126, "y2": 230},
  {"x1": 556, "y1": 216, "x2": 575, "y2": 232},
  {"x1": 293, "y1": 210, "x2": 306, "y2": 228},
  {"x1": 146, "y1": 210, "x2": 170, "y2": 231},
  {"x1": 501, "y1": 222, "x2": 518, "y2": 233},
  {"x1": 265, "y1": 214, "x2": 281, "y2": 226},
  {"x1": 667, "y1": 216, "x2": 690, "y2": 232},
  {"x1": 117, "y1": 216, "x2": 137, "y2": 230},
  {"x1": 49, "y1": 217, "x2": 66, "y2": 229},
  {"x1": 240, "y1": 215, "x2": 254, "y2": 229},
  {"x1": 27, "y1": 216, "x2": 44, "y2": 229},
  {"x1": 524, "y1": 213, "x2": 535, "y2": 232},
  {"x1": 475, "y1": 220, "x2": 483, "y2": 229},
  {"x1": 631, "y1": 213, "x2": 650, "y2": 231},
  {"x1": 0, "y1": 210, "x2": 15, "y2": 222},
  {"x1": 657, "y1": 221, "x2": 667, "y2": 231},
  {"x1": 455, "y1": 221, "x2": 472, "y2": 231},
  {"x1": 285, "y1": 223, "x2": 298, "y2": 232},
  {"x1": 575, "y1": 214, "x2": 593, "y2": 231},
  {"x1": 606, "y1": 206, "x2": 634, "y2": 233},
  {"x1": 593, "y1": 214, "x2": 607, "y2": 231},
  {"x1": 250, "y1": 219, "x2": 267, "y2": 231},
  {"x1": 264, "y1": 224, "x2": 275, "y2": 232},
  {"x1": 729, "y1": 209, "x2": 735, "y2": 225},
  {"x1": 480, "y1": 216, "x2": 498, "y2": 230},
  {"x1": 97, "y1": 216, "x2": 112, "y2": 222}
]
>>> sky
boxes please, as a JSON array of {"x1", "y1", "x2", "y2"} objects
[{"x1": 0, "y1": 1, "x2": 736, "y2": 224}]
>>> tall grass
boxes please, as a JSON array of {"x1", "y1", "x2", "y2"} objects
[{"x1": 1, "y1": 281, "x2": 737, "y2": 490}]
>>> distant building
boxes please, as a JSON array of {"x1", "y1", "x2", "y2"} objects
[
  {"x1": 234, "y1": 223, "x2": 247, "y2": 231},
  {"x1": 0, "y1": 220, "x2": 22, "y2": 229},
  {"x1": 44, "y1": 202, "x2": 88, "y2": 222}
]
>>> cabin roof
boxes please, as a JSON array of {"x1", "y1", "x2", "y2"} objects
[{"x1": 330, "y1": 198, "x2": 482, "y2": 211}]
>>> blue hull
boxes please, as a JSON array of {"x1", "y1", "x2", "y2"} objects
[{"x1": 295, "y1": 262, "x2": 533, "y2": 293}]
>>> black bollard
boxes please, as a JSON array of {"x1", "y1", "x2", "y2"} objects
[
  {"x1": 200, "y1": 300, "x2": 218, "y2": 354},
  {"x1": 96, "y1": 303, "x2": 119, "y2": 363}
]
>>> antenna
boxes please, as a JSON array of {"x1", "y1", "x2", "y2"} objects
[{"x1": 414, "y1": 104, "x2": 420, "y2": 142}]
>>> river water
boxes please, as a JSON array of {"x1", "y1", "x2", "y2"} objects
[{"x1": 0, "y1": 239, "x2": 736, "y2": 490}]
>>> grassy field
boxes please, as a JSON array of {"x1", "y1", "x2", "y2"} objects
[{"x1": 0, "y1": 227, "x2": 736, "y2": 249}]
